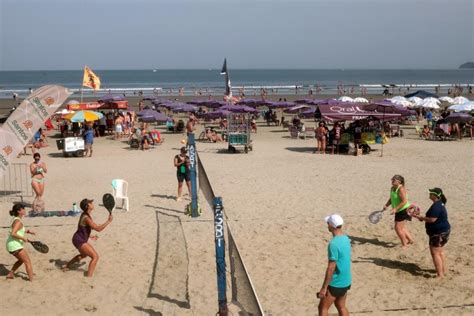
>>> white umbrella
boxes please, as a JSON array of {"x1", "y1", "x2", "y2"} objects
[
  {"x1": 420, "y1": 100, "x2": 440, "y2": 109},
  {"x1": 394, "y1": 100, "x2": 413, "y2": 108},
  {"x1": 424, "y1": 97, "x2": 440, "y2": 104},
  {"x1": 407, "y1": 96, "x2": 423, "y2": 106},
  {"x1": 452, "y1": 96, "x2": 470, "y2": 104},
  {"x1": 439, "y1": 96, "x2": 454, "y2": 103},
  {"x1": 448, "y1": 102, "x2": 474, "y2": 112},
  {"x1": 338, "y1": 96, "x2": 353, "y2": 102},
  {"x1": 353, "y1": 97, "x2": 368, "y2": 103},
  {"x1": 55, "y1": 108, "x2": 75, "y2": 115},
  {"x1": 390, "y1": 96, "x2": 407, "y2": 102}
]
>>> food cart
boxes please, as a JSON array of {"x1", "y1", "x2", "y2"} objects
[
  {"x1": 227, "y1": 113, "x2": 253, "y2": 153},
  {"x1": 56, "y1": 137, "x2": 85, "y2": 157}
]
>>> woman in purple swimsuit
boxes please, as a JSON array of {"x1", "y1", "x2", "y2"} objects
[{"x1": 63, "y1": 198, "x2": 113, "y2": 277}]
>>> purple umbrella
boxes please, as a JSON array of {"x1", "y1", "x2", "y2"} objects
[
  {"x1": 98, "y1": 94, "x2": 126, "y2": 102},
  {"x1": 267, "y1": 101, "x2": 296, "y2": 108},
  {"x1": 236, "y1": 99, "x2": 272, "y2": 107},
  {"x1": 299, "y1": 107, "x2": 317, "y2": 118},
  {"x1": 173, "y1": 104, "x2": 198, "y2": 113},
  {"x1": 203, "y1": 109, "x2": 233, "y2": 119},
  {"x1": 219, "y1": 104, "x2": 257, "y2": 113},
  {"x1": 137, "y1": 110, "x2": 170, "y2": 122},
  {"x1": 444, "y1": 112, "x2": 473, "y2": 123}
]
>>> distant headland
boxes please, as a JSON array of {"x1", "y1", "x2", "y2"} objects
[{"x1": 459, "y1": 62, "x2": 474, "y2": 69}]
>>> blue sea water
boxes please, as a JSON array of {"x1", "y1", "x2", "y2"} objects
[{"x1": 0, "y1": 69, "x2": 472, "y2": 98}]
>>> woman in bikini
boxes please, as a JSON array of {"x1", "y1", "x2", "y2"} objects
[
  {"x1": 63, "y1": 199, "x2": 113, "y2": 277},
  {"x1": 5, "y1": 203, "x2": 35, "y2": 281},
  {"x1": 30, "y1": 153, "x2": 47, "y2": 213},
  {"x1": 383, "y1": 175, "x2": 414, "y2": 248},
  {"x1": 315, "y1": 121, "x2": 328, "y2": 154}
]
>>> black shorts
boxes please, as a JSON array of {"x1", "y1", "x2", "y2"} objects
[
  {"x1": 395, "y1": 209, "x2": 412, "y2": 222},
  {"x1": 429, "y1": 231, "x2": 450, "y2": 247},
  {"x1": 177, "y1": 172, "x2": 190, "y2": 183},
  {"x1": 328, "y1": 285, "x2": 351, "y2": 298}
]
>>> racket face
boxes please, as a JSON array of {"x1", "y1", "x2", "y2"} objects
[
  {"x1": 102, "y1": 193, "x2": 115, "y2": 213},
  {"x1": 31, "y1": 241, "x2": 49, "y2": 254},
  {"x1": 368, "y1": 211, "x2": 383, "y2": 224}
]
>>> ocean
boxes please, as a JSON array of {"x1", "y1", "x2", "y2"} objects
[{"x1": 0, "y1": 69, "x2": 472, "y2": 99}]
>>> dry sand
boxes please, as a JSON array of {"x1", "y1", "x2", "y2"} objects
[{"x1": 0, "y1": 115, "x2": 473, "y2": 315}]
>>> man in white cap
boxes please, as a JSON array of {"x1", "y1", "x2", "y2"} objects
[{"x1": 318, "y1": 214, "x2": 351, "y2": 316}]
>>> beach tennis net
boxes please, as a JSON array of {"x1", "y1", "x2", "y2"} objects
[{"x1": 197, "y1": 153, "x2": 264, "y2": 315}]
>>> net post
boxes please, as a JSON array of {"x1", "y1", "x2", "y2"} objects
[
  {"x1": 213, "y1": 197, "x2": 228, "y2": 315},
  {"x1": 187, "y1": 133, "x2": 199, "y2": 217}
]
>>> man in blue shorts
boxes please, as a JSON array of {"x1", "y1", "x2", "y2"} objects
[{"x1": 318, "y1": 214, "x2": 351, "y2": 316}]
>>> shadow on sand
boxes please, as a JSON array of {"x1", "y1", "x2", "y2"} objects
[
  {"x1": 349, "y1": 235, "x2": 397, "y2": 248},
  {"x1": 354, "y1": 257, "x2": 436, "y2": 277}
]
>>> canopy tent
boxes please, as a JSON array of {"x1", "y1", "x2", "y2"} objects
[
  {"x1": 315, "y1": 104, "x2": 401, "y2": 121},
  {"x1": 404, "y1": 90, "x2": 439, "y2": 99},
  {"x1": 67, "y1": 100, "x2": 128, "y2": 111}
]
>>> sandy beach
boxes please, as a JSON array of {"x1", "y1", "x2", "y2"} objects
[{"x1": 0, "y1": 99, "x2": 473, "y2": 315}]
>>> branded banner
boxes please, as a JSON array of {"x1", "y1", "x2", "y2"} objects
[{"x1": 0, "y1": 85, "x2": 71, "y2": 175}]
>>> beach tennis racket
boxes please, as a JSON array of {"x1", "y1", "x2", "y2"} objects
[
  {"x1": 368, "y1": 209, "x2": 385, "y2": 224},
  {"x1": 102, "y1": 193, "x2": 115, "y2": 214},
  {"x1": 30, "y1": 240, "x2": 49, "y2": 254}
]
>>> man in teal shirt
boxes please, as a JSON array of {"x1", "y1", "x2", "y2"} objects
[{"x1": 318, "y1": 214, "x2": 351, "y2": 316}]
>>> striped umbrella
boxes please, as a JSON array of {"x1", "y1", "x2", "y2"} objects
[{"x1": 63, "y1": 110, "x2": 104, "y2": 122}]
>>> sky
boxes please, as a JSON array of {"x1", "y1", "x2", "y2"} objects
[{"x1": 0, "y1": 0, "x2": 472, "y2": 70}]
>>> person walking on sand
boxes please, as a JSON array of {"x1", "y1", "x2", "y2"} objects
[
  {"x1": 174, "y1": 147, "x2": 191, "y2": 201},
  {"x1": 383, "y1": 175, "x2": 414, "y2": 248},
  {"x1": 30, "y1": 153, "x2": 47, "y2": 213},
  {"x1": 318, "y1": 214, "x2": 351, "y2": 316},
  {"x1": 63, "y1": 199, "x2": 113, "y2": 277},
  {"x1": 6, "y1": 203, "x2": 35, "y2": 281},
  {"x1": 413, "y1": 188, "x2": 451, "y2": 278}
]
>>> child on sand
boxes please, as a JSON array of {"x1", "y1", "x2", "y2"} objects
[
  {"x1": 6, "y1": 203, "x2": 35, "y2": 281},
  {"x1": 63, "y1": 199, "x2": 113, "y2": 277}
]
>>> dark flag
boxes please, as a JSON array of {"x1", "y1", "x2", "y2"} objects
[{"x1": 220, "y1": 58, "x2": 232, "y2": 98}]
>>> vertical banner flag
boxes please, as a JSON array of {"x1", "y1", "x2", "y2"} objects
[
  {"x1": 0, "y1": 85, "x2": 71, "y2": 176},
  {"x1": 220, "y1": 58, "x2": 232, "y2": 98},
  {"x1": 83, "y1": 66, "x2": 101, "y2": 90}
]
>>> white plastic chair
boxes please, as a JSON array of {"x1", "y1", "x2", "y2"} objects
[{"x1": 112, "y1": 179, "x2": 129, "y2": 211}]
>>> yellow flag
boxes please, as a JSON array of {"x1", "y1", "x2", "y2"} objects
[{"x1": 83, "y1": 66, "x2": 101, "y2": 90}]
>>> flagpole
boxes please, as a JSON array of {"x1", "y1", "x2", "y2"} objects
[{"x1": 80, "y1": 65, "x2": 84, "y2": 104}]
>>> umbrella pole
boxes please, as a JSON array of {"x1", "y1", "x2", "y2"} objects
[{"x1": 380, "y1": 107, "x2": 385, "y2": 157}]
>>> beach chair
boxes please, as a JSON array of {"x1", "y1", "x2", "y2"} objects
[
  {"x1": 289, "y1": 126, "x2": 299, "y2": 139},
  {"x1": 304, "y1": 127, "x2": 316, "y2": 139},
  {"x1": 112, "y1": 179, "x2": 129, "y2": 211}
]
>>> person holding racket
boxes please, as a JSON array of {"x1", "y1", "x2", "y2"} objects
[
  {"x1": 318, "y1": 214, "x2": 351, "y2": 316},
  {"x1": 383, "y1": 175, "x2": 414, "y2": 248},
  {"x1": 5, "y1": 203, "x2": 35, "y2": 281},
  {"x1": 412, "y1": 188, "x2": 451, "y2": 278},
  {"x1": 63, "y1": 198, "x2": 112, "y2": 277}
]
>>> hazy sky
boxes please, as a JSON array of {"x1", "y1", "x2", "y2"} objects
[{"x1": 0, "y1": 0, "x2": 472, "y2": 70}]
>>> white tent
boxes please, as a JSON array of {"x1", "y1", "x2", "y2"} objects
[{"x1": 353, "y1": 97, "x2": 369, "y2": 103}]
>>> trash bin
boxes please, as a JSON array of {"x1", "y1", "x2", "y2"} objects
[{"x1": 56, "y1": 139, "x2": 64, "y2": 150}]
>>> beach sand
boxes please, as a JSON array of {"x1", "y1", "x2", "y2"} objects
[{"x1": 0, "y1": 101, "x2": 473, "y2": 315}]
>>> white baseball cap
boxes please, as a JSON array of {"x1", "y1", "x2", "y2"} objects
[{"x1": 325, "y1": 214, "x2": 344, "y2": 228}]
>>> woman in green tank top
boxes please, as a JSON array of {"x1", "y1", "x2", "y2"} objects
[
  {"x1": 383, "y1": 175, "x2": 414, "y2": 248},
  {"x1": 5, "y1": 203, "x2": 35, "y2": 281}
]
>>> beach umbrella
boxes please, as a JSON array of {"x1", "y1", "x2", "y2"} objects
[
  {"x1": 137, "y1": 110, "x2": 170, "y2": 122},
  {"x1": 203, "y1": 109, "x2": 232, "y2": 119},
  {"x1": 98, "y1": 94, "x2": 126, "y2": 102},
  {"x1": 407, "y1": 96, "x2": 423, "y2": 106},
  {"x1": 353, "y1": 97, "x2": 369, "y2": 103},
  {"x1": 424, "y1": 97, "x2": 440, "y2": 104},
  {"x1": 284, "y1": 105, "x2": 310, "y2": 113},
  {"x1": 63, "y1": 110, "x2": 103, "y2": 122},
  {"x1": 173, "y1": 104, "x2": 198, "y2": 113},
  {"x1": 420, "y1": 100, "x2": 440, "y2": 109},
  {"x1": 439, "y1": 96, "x2": 454, "y2": 103},
  {"x1": 338, "y1": 96, "x2": 354, "y2": 102},
  {"x1": 390, "y1": 96, "x2": 407, "y2": 103},
  {"x1": 299, "y1": 107, "x2": 317, "y2": 118},
  {"x1": 448, "y1": 102, "x2": 474, "y2": 112},
  {"x1": 452, "y1": 96, "x2": 470, "y2": 104},
  {"x1": 267, "y1": 101, "x2": 296, "y2": 108},
  {"x1": 443, "y1": 112, "x2": 473, "y2": 124},
  {"x1": 219, "y1": 104, "x2": 257, "y2": 113},
  {"x1": 55, "y1": 108, "x2": 75, "y2": 115}
]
